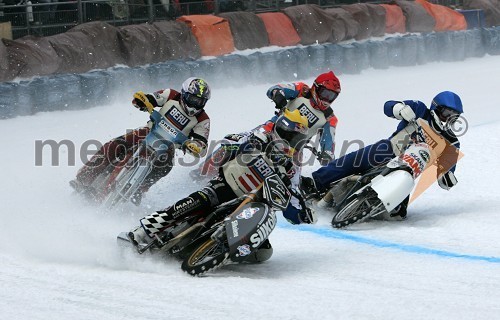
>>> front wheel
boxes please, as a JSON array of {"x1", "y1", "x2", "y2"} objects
[
  {"x1": 332, "y1": 188, "x2": 385, "y2": 228},
  {"x1": 181, "y1": 238, "x2": 230, "y2": 276}
]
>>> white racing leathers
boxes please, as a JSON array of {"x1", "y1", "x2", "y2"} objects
[
  {"x1": 149, "y1": 90, "x2": 210, "y2": 155},
  {"x1": 222, "y1": 149, "x2": 307, "y2": 224},
  {"x1": 285, "y1": 97, "x2": 337, "y2": 157}
]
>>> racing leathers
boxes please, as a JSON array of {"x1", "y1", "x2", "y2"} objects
[
  {"x1": 197, "y1": 82, "x2": 338, "y2": 178},
  {"x1": 136, "y1": 129, "x2": 314, "y2": 242},
  {"x1": 73, "y1": 89, "x2": 210, "y2": 199},
  {"x1": 304, "y1": 99, "x2": 461, "y2": 198}
]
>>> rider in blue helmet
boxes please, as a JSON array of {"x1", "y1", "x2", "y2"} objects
[
  {"x1": 301, "y1": 91, "x2": 464, "y2": 220},
  {"x1": 429, "y1": 91, "x2": 463, "y2": 133}
]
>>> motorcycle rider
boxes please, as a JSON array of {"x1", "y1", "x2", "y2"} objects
[
  {"x1": 70, "y1": 77, "x2": 212, "y2": 204},
  {"x1": 301, "y1": 91, "x2": 464, "y2": 219},
  {"x1": 129, "y1": 109, "x2": 316, "y2": 262},
  {"x1": 195, "y1": 70, "x2": 342, "y2": 178}
]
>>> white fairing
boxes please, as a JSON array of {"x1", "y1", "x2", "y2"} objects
[{"x1": 370, "y1": 170, "x2": 415, "y2": 212}]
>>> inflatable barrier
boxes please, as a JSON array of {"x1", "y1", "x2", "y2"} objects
[{"x1": 0, "y1": 27, "x2": 499, "y2": 119}]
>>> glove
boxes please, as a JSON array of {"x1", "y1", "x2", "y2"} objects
[
  {"x1": 248, "y1": 131, "x2": 268, "y2": 149},
  {"x1": 132, "y1": 91, "x2": 155, "y2": 113},
  {"x1": 183, "y1": 140, "x2": 203, "y2": 157},
  {"x1": 300, "y1": 207, "x2": 317, "y2": 224},
  {"x1": 318, "y1": 150, "x2": 334, "y2": 166},
  {"x1": 393, "y1": 102, "x2": 416, "y2": 122},
  {"x1": 300, "y1": 176, "x2": 319, "y2": 197},
  {"x1": 437, "y1": 171, "x2": 458, "y2": 190},
  {"x1": 272, "y1": 90, "x2": 287, "y2": 110},
  {"x1": 224, "y1": 133, "x2": 245, "y2": 142}
]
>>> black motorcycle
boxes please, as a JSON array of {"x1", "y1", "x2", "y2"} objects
[{"x1": 117, "y1": 173, "x2": 291, "y2": 276}]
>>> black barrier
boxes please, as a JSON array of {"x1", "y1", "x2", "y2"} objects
[
  {"x1": 368, "y1": 40, "x2": 389, "y2": 70},
  {"x1": 415, "y1": 36, "x2": 428, "y2": 65},
  {"x1": 324, "y1": 44, "x2": 346, "y2": 74},
  {"x1": 1, "y1": 27, "x2": 499, "y2": 120},
  {"x1": 307, "y1": 45, "x2": 328, "y2": 74},
  {"x1": 219, "y1": 54, "x2": 248, "y2": 85},
  {"x1": 482, "y1": 27, "x2": 500, "y2": 55},
  {"x1": 464, "y1": 29, "x2": 486, "y2": 58},
  {"x1": 0, "y1": 82, "x2": 21, "y2": 119},
  {"x1": 422, "y1": 33, "x2": 440, "y2": 64},
  {"x1": 80, "y1": 71, "x2": 111, "y2": 107}
]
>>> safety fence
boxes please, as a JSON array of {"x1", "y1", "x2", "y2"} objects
[
  {"x1": 0, "y1": 0, "x2": 476, "y2": 39},
  {"x1": 1, "y1": 26, "x2": 499, "y2": 119},
  {"x1": 2, "y1": 0, "x2": 339, "y2": 39},
  {"x1": 0, "y1": 1, "x2": 489, "y2": 83}
]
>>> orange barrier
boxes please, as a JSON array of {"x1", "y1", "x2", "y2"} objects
[
  {"x1": 257, "y1": 12, "x2": 301, "y2": 47},
  {"x1": 416, "y1": 0, "x2": 467, "y2": 31},
  {"x1": 177, "y1": 15, "x2": 235, "y2": 56},
  {"x1": 380, "y1": 4, "x2": 406, "y2": 34}
]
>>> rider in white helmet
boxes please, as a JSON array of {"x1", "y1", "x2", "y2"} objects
[{"x1": 70, "y1": 77, "x2": 212, "y2": 204}]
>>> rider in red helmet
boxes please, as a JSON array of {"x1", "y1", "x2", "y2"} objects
[
  {"x1": 193, "y1": 71, "x2": 342, "y2": 180},
  {"x1": 309, "y1": 71, "x2": 341, "y2": 111}
]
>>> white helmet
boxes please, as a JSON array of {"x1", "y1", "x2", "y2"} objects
[{"x1": 180, "y1": 77, "x2": 211, "y2": 116}]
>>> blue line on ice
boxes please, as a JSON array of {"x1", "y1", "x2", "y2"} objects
[{"x1": 278, "y1": 223, "x2": 500, "y2": 264}]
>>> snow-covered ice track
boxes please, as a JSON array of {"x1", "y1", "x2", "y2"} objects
[{"x1": 281, "y1": 223, "x2": 500, "y2": 264}]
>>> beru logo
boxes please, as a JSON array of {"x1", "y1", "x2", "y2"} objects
[
  {"x1": 166, "y1": 106, "x2": 190, "y2": 130},
  {"x1": 297, "y1": 104, "x2": 319, "y2": 126},
  {"x1": 252, "y1": 157, "x2": 274, "y2": 177}
]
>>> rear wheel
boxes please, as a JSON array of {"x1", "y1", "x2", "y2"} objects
[
  {"x1": 181, "y1": 238, "x2": 229, "y2": 276},
  {"x1": 332, "y1": 188, "x2": 385, "y2": 228}
]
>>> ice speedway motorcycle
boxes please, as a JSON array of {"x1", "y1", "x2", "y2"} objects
[
  {"x1": 117, "y1": 173, "x2": 291, "y2": 276},
  {"x1": 75, "y1": 106, "x2": 190, "y2": 209},
  {"x1": 310, "y1": 119, "x2": 446, "y2": 228}
]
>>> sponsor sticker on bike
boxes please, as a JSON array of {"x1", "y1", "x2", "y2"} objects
[
  {"x1": 159, "y1": 119, "x2": 179, "y2": 138},
  {"x1": 237, "y1": 244, "x2": 251, "y2": 257},
  {"x1": 237, "y1": 207, "x2": 259, "y2": 220}
]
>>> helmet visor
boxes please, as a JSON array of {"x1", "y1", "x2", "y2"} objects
[
  {"x1": 436, "y1": 105, "x2": 459, "y2": 122},
  {"x1": 317, "y1": 85, "x2": 339, "y2": 104},
  {"x1": 183, "y1": 92, "x2": 207, "y2": 110}
]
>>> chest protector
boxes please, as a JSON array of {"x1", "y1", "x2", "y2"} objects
[
  {"x1": 287, "y1": 97, "x2": 328, "y2": 139},
  {"x1": 153, "y1": 100, "x2": 199, "y2": 147},
  {"x1": 222, "y1": 152, "x2": 277, "y2": 197}
]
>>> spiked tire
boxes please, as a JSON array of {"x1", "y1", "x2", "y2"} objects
[
  {"x1": 332, "y1": 188, "x2": 384, "y2": 228},
  {"x1": 181, "y1": 238, "x2": 230, "y2": 276}
]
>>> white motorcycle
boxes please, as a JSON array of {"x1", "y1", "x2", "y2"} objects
[{"x1": 316, "y1": 119, "x2": 440, "y2": 228}]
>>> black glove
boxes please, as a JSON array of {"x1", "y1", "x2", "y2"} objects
[
  {"x1": 224, "y1": 133, "x2": 245, "y2": 142},
  {"x1": 132, "y1": 91, "x2": 155, "y2": 112},
  {"x1": 299, "y1": 207, "x2": 317, "y2": 224},
  {"x1": 247, "y1": 131, "x2": 267, "y2": 150},
  {"x1": 438, "y1": 171, "x2": 458, "y2": 190},
  {"x1": 272, "y1": 90, "x2": 287, "y2": 110}
]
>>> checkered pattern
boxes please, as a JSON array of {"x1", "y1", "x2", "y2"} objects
[{"x1": 140, "y1": 211, "x2": 173, "y2": 236}]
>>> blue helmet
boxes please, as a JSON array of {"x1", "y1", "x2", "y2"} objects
[
  {"x1": 429, "y1": 91, "x2": 463, "y2": 132},
  {"x1": 430, "y1": 91, "x2": 463, "y2": 114}
]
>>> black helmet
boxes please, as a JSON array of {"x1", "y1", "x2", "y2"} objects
[{"x1": 180, "y1": 77, "x2": 211, "y2": 116}]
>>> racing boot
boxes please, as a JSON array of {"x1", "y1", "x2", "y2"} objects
[
  {"x1": 127, "y1": 226, "x2": 149, "y2": 247},
  {"x1": 300, "y1": 176, "x2": 320, "y2": 199}
]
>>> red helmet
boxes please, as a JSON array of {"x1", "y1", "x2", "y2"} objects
[{"x1": 311, "y1": 71, "x2": 341, "y2": 111}]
